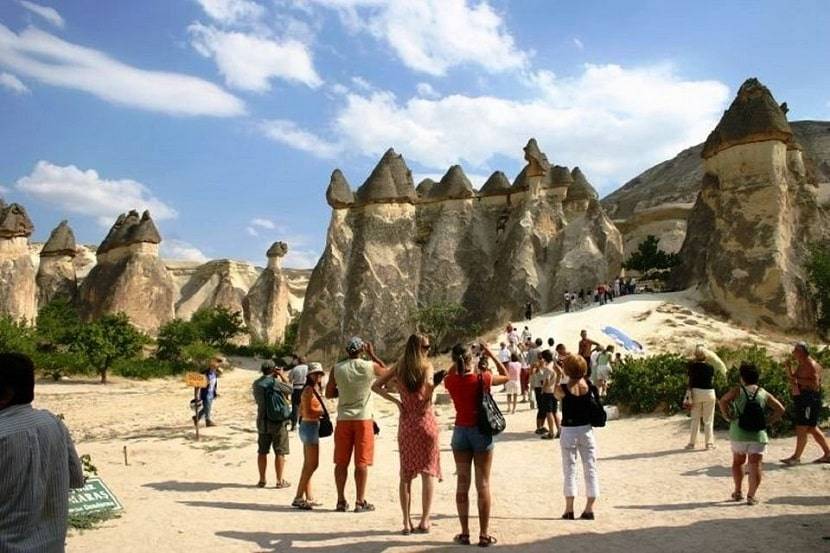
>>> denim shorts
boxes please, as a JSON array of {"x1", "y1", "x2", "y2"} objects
[
  {"x1": 299, "y1": 421, "x2": 320, "y2": 446},
  {"x1": 451, "y1": 425, "x2": 494, "y2": 453}
]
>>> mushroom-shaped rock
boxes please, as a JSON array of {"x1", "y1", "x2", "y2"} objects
[
  {"x1": 0, "y1": 202, "x2": 34, "y2": 239},
  {"x1": 326, "y1": 169, "x2": 355, "y2": 208},
  {"x1": 566, "y1": 167, "x2": 599, "y2": 202},
  {"x1": 479, "y1": 171, "x2": 511, "y2": 196},
  {"x1": 355, "y1": 148, "x2": 417, "y2": 204},
  {"x1": 267, "y1": 241, "x2": 288, "y2": 258},
  {"x1": 97, "y1": 210, "x2": 162, "y2": 255},
  {"x1": 430, "y1": 165, "x2": 475, "y2": 199},
  {"x1": 549, "y1": 165, "x2": 574, "y2": 187},
  {"x1": 41, "y1": 220, "x2": 77, "y2": 257},
  {"x1": 416, "y1": 178, "x2": 437, "y2": 198},
  {"x1": 133, "y1": 210, "x2": 162, "y2": 244},
  {"x1": 702, "y1": 78, "x2": 792, "y2": 159}
]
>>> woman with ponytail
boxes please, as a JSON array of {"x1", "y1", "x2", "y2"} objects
[
  {"x1": 443, "y1": 342, "x2": 509, "y2": 547},
  {"x1": 372, "y1": 334, "x2": 441, "y2": 535}
]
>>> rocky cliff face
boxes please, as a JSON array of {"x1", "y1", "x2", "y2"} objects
[
  {"x1": 0, "y1": 200, "x2": 36, "y2": 322},
  {"x1": 672, "y1": 78, "x2": 828, "y2": 331},
  {"x1": 243, "y1": 241, "x2": 292, "y2": 343},
  {"x1": 36, "y1": 220, "x2": 78, "y2": 308},
  {"x1": 79, "y1": 210, "x2": 176, "y2": 333},
  {"x1": 174, "y1": 259, "x2": 260, "y2": 320},
  {"x1": 297, "y1": 141, "x2": 624, "y2": 363},
  {"x1": 602, "y1": 120, "x2": 830, "y2": 258}
]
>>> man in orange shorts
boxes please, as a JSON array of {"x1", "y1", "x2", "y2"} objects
[{"x1": 325, "y1": 337, "x2": 387, "y2": 512}]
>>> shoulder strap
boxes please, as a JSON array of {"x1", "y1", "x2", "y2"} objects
[{"x1": 311, "y1": 387, "x2": 329, "y2": 417}]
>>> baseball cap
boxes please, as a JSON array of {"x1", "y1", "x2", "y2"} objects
[{"x1": 346, "y1": 336, "x2": 364, "y2": 354}]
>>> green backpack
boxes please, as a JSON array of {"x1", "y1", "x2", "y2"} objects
[{"x1": 258, "y1": 378, "x2": 291, "y2": 423}]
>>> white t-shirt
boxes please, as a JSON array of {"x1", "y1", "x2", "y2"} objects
[
  {"x1": 507, "y1": 330, "x2": 520, "y2": 346},
  {"x1": 498, "y1": 348, "x2": 511, "y2": 363}
]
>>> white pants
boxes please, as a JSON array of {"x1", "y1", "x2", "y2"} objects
[
  {"x1": 689, "y1": 388, "x2": 716, "y2": 446},
  {"x1": 560, "y1": 425, "x2": 599, "y2": 498}
]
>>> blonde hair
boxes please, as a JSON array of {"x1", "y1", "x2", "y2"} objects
[
  {"x1": 397, "y1": 333, "x2": 429, "y2": 393},
  {"x1": 563, "y1": 355, "x2": 587, "y2": 379}
]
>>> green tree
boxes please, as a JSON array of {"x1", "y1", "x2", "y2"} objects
[
  {"x1": 623, "y1": 235, "x2": 679, "y2": 273},
  {"x1": 36, "y1": 299, "x2": 82, "y2": 347},
  {"x1": 412, "y1": 302, "x2": 477, "y2": 354},
  {"x1": 0, "y1": 316, "x2": 36, "y2": 355},
  {"x1": 156, "y1": 318, "x2": 200, "y2": 362},
  {"x1": 71, "y1": 313, "x2": 147, "y2": 383},
  {"x1": 806, "y1": 242, "x2": 830, "y2": 333},
  {"x1": 181, "y1": 341, "x2": 219, "y2": 369},
  {"x1": 190, "y1": 306, "x2": 246, "y2": 348}
]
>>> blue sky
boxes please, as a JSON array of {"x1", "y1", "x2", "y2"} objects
[{"x1": 1, "y1": 0, "x2": 828, "y2": 268}]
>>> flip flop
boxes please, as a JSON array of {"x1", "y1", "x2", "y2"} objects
[{"x1": 413, "y1": 525, "x2": 430, "y2": 534}]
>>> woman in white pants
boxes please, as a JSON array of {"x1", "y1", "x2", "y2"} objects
[
  {"x1": 685, "y1": 346, "x2": 725, "y2": 450},
  {"x1": 554, "y1": 355, "x2": 599, "y2": 520}
]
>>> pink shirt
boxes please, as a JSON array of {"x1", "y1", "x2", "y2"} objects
[{"x1": 506, "y1": 361, "x2": 522, "y2": 382}]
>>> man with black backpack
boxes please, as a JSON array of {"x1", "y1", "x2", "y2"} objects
[{"x1": 253, "y1": 360, "x2": 293, "y2": 489}]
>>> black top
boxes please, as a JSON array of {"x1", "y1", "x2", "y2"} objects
[
  {"x1": 688, "y1": 361, "x2": 714, "y2": 389},
  {"x1": 560, "y1": 382, "x2": 592, "y2": 426}
]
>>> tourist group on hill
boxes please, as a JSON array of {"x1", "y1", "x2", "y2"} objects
[
  {"x1": 563, "y1": 277, "x2": 637, "y2": 312},
  {"x1": 0, "y1": 328, "x2": 827, "y2": 550}
]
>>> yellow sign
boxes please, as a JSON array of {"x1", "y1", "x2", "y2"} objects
[{"x1": 184, "y1": 372, "x2": 207, "y2": 388}]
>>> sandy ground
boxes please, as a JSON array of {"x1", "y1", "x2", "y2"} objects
[{"x1": 32, "y1": 291, "x2": 830, "y2": 553}]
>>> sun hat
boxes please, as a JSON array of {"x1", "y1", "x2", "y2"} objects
[
  {"x1": 346, "y1": 336, "x2": 364, "y2": 354},
  {"x1": 307, "y1": 362, "x2": 325, "y2": 376}
]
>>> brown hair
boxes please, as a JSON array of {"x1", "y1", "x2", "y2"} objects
[
  {"x1": 397, "y1": 333, "x2": 430, "y2": 393},
  {"x1": 563, "y1": 355, "x2": 587, "y2": 379}
]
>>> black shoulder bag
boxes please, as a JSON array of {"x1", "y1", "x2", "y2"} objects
[{"x1": 311, "y1": 388, "x2": 333, "y2": 438}]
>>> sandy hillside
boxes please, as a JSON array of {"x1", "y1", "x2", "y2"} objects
[{"x1": 31, "y1": 290, "x2": 830, "y2": 553}]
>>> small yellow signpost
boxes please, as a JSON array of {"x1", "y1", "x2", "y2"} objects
[{"x1": 185, "y1": 372, "x2": 207, "y2": 440}]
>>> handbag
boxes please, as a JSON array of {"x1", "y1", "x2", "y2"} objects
[
  {"x1": 588, "y1": 384, "x2": 607, "y2": 428},
  {"x1": 312, "y1": 388, "x2": 333, "y2": 438},
  {"x1": 477, "y1": 373, "x2": 506, "y2": 436},
  {"x1": 682, "y1": 389, "x2": 693, "y2": 411}
]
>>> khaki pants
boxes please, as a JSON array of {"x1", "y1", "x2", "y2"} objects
[{"x1": 689, "y1": 388, "x2": 716, "y2": 446}]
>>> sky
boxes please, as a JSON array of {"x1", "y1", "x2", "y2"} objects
[{"x1": 1, "y1": 0, "x2": 829, "y2": 269}]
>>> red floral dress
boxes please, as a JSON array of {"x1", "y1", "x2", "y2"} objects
[{"x1": 398, "y1": 383, "x2": 441, "y2": 481}]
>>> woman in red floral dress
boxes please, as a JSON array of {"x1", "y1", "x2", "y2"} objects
[{"x1": 373, "y1": 333, "x2": 441, "y2": 535}]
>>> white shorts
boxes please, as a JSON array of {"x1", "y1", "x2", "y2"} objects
[
  {"x1": 505, "y1": 381, "x2": 521, "y2": 395},
  {"x1": 731, "y1": 441, "x2": 766, "y2": 455}
]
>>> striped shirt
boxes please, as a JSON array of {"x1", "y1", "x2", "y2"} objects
[{"x1": 0, "y1": 404, "x2": 85, "y2": 553}]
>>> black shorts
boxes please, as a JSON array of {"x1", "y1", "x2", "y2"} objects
[
  {"x1": 537, "y1": 392, "x2": 557, "y2": 416},
  {"x1": 793, "y1": 390, "x2": 822, "y2": 427}
]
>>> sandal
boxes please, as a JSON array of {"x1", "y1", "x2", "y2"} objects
[
  {"x1": 580, "y1": 511, "x2": 595, "y2": 520},
  {"x1": 812, "y1": 456, "x2": 830, "y2": 464},
  {"x1": 781, "y1": 457, "x2": 801, "y2": 466},
  {"x1": 401, "y1": 528, "x2": 411, "y2": 536},
  {"x1": 746, "y1": 496, "x2": 758, "y2": 506},
  {"x1": 354, "y1": 500, "x2": 375, "y2": 513},
  {"x1": 256, "y1": 481, "x2": 266, "y2": 488},
  {"x1": 453, "y1": 534, "x2": 471, "y2": 545},
  {"x1": 275, "y1": 480, "x2": 291, "y2": 489},
  {"x1": 478, "y1": 535, "x2": 498, "y2": 547},
  {"x1": 561, "y1": 512, "x2": 575, "y2": 520},
  {"x1": 541, "y1": 433, "x2": 554, "y2": 440},
  {"x1": 335, "y1": 500, "x2": 349, "y2": 512},
  {"x1": 414, "y1": 525, "x2": 430, "y2": 534},
  {"x1": 291, "y1": 498, "x2": 313, "y2": 510},
  {"x1": 730, "y1": 491, "x2": 743, "y2": 502}
]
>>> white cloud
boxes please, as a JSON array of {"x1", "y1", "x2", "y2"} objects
[
  {"x1": 280, "y1": 64, "x2": 729, "y2": 192},
  {"x1": 250, "y1": 217, "x2": 275, "y2": 229},
  {"x1": 572, "y1": 37, "x2": 584, "y2": 50},
  {"x1": 311, "y1": 0, "x2": 527, "y2": 76},
  {"x1": 0, "y1": 24, "x2": 244, "y2": 116},
  {"x1": 0, "y1": 71, "x2": 29, "y2": 94},
  {"x1": 18, "y1": 1, "x2": 65, "y2": 29},
  {"x1": 246, "y1": 226, "x2": 259, "y2": 237},
  {"x1": 258, "y1": 119, "x2": 341, "y2": 158},
  {"x1": 15, "y1": 161, "x2": 177, "y2": 226},
  {"x1": 188, "y1": 23, "x2": 322, "y2": 91},
  {"x1": 416, "y1": 82, "x2": 438, "y2": 99},
  {"x1": 350, "y1": 75, "x2": 374, "y2": 91},
  {"x1": 283, "y1": 247, "x2": 320, "y2": 269},
  {"x1": 195, "y1": 0, "x2": 265, "y2": 25},
  {"x1": 161, "y1": 239, "x2": 209, "y2": 262}
]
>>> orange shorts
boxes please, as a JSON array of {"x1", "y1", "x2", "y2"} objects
[{"x1": 333, "y1": 419, "x2": 375, "y2": 467}]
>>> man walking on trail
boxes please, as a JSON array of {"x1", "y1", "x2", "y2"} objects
[
  {"x1": 0, "y1": 353, "x2": 85, "y2": 553},
  {"x1": 781, "y1": 342, "x2": 830, "y2": 465},
  {"x1": 289, "y1": 356, "x2": 309, "y2": 431},
  {"x1": 326, "y1": 337, "x2": 387, "y2": 513},
  {"x1": 193, "y1": 355, "x2": 223, "y2": 426},
  {"x1": 253, "y1": 360, "x2": 293, "y2": 488}
]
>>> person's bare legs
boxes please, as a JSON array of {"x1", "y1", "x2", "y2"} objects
[
  {"x1": 453, "y1": 450, "x2": 473, "y2": 538},
  {"x1": 419, "y1": 474, "x2": 435, "y2": 530},
  {"x1": 732, "y1": 453, "x2": 746, "y2": 496},
  {"x1": 295, "y1": 444, "x2": 318, "y2": 501},
  {"x1": 355, "y1": 464, "x2": 369, "y2": 503},
  {"x1": 564, "y1": 496, "x2": 575, "y2": 514},
  {"x1": 747, "y1": 453, "x2": 763, "y2": 500},
  {"x1": 584, "y1": 496, "x2": 596, "y2": 513},
  {"x1": 275, "y1": 454, "x2": 286, "y2": 483},
  {"x1": 257, "y1": 454, "x2": 267, "y2": 485},
  {"x1": 399, "y1": 472, "x2": 413, "y2": 532},
  {"x1": 784, "y1": 426, "x2": 809, "y2": 461},
  {"x1": 334, "y1": 463, "x2": 348, "y2": 505},
  {"x1": 808, "y1": 427, "x2": 830, "y2": 458},
  {"x1": 473, "y1": 450, "x2": 494, "y2": 539},
  {"x1": 545, "y1": 412, "x2": 556, "y2": 437}
]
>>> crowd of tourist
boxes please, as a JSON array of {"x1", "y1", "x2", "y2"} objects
[{"x1": 563, "y1": 277, "x2": 638, "y2": 313}]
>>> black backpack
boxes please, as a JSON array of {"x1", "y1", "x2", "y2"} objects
[{"x1": 738, "y1": 386, "x2": 766, "y2": 432}]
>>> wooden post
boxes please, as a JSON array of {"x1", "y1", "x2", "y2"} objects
[
  {"x1": 123, "y1": 445, "x2": 129, "y2": 466},
  {"x1": 184, "y1": 372, "x2": 208, "y2": 442},
  {"x1": 193, "y1": 400, "x2": 200, "y2": 441}
]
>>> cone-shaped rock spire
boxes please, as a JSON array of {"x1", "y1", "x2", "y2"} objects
[
  {"x1": 430, "y1": 165, "x2": 475, "y2": 199},
  {"x1": 479, "y1": 171, "x2": 511, "y2": 196},
  {"x1": 355, "y1": 148, "x2": 417, "y2": 204},
  {"x1": 41, "y1": 220, "x2": 77, "y2": 257}
]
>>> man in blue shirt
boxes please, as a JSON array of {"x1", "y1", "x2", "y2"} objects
[{"x1": 193, "y1": 355, "x2": 224, "y2": 427}]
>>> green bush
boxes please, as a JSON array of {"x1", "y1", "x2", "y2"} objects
[
  {"x1": 111, "y1": 358, "x2": 183, "y2": 379},
  {"x1": 70, "y1": 313, "x2": 148, "y2": 383},
  {"x1": 181, "y1": 341, "x2": 218, "y2": 369},
  {"x1": 0, "y1": 315, "x2": 36, "y2": 355},
  {"x1": 32, "y1": 350, "x2": 93, "y2": 381},
  {"x1": 36, "y1": 299, "x2": 82, "y2": 347},
  {"x1": 806, "y1": 242, "x2": 830, "y2": 333},
  {"x1": 190, "y1": 306, "x2": 246, "y2": 347},
  {"x1": 156, "y1": 318, "x2": 200, "y2": 362}
]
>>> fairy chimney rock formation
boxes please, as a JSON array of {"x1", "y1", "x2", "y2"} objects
[
  {"x1": 0, "y1": 201, "x2": 36, "y2": 321},
  {"x1": 565, "y1": 167, "x2": 599, "y2": 212},
  {"x1": 673, "y1": 78, "x2": 825, "y2": 330},
  {"x1": 36, "y1": 220, "x2": 78, "y2": 307},
  {"x1": 243, "y1": 241, "x2": 292, "y2": 344},
  {"x1": 79, "y1": 210, "x2": 175, "y2": 332},
  {"x1": 326, "y1": 169, "x2": 355, "y2": 208},
  {"x1": 297, "y1": 140, "x2": 624, "y2": 363}
]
